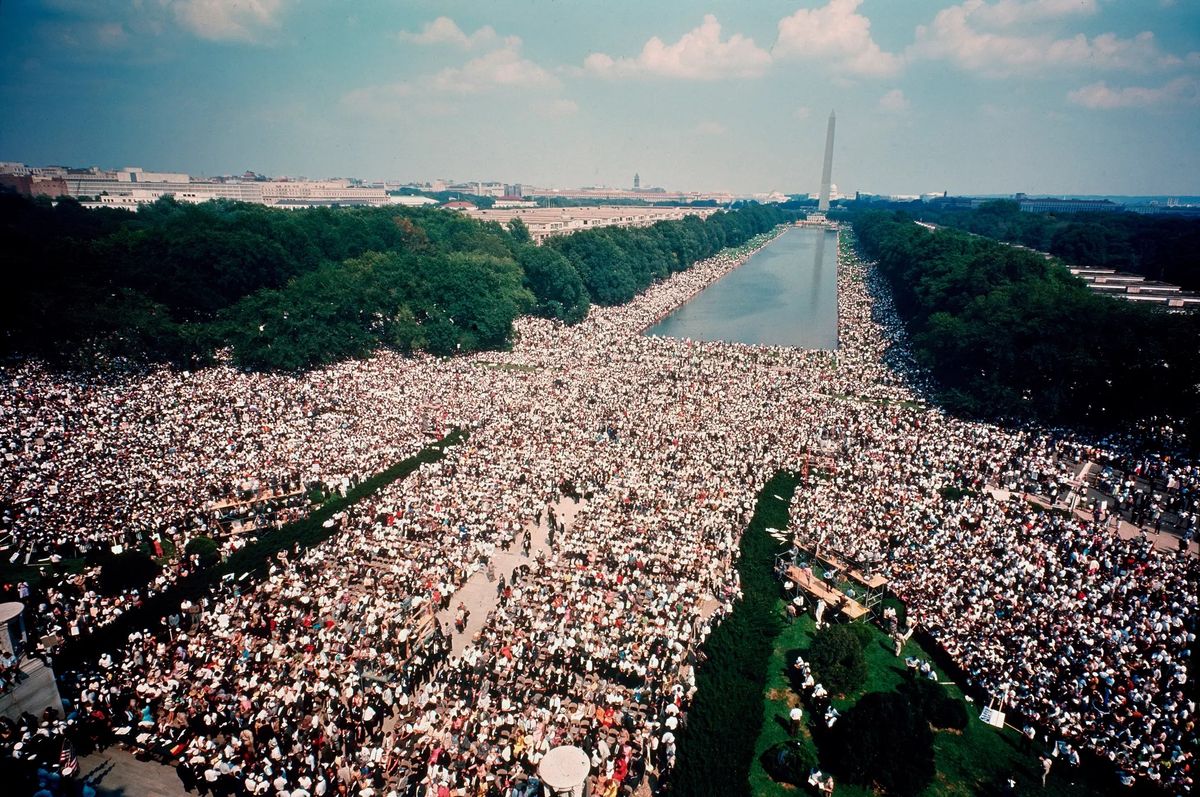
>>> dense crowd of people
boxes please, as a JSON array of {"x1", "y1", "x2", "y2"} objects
[
  {"x1": 785, "y1": 243, "x2": 1197, "y2": 791},
  {"x1": 0, "y1": 354, "x2": 481, "y2": 642},
  {"x1": 1090, "y1": 446, "x2": 1199, "y2": 544},
  {"x1": 0, "y1": 224, "x2": 1194, "y2": 795}
]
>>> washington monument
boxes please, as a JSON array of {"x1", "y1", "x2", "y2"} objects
[{"x1": 818, "y1": 110, "x2": 836, "y2": 213}]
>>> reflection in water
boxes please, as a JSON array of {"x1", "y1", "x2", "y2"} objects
[
  {"x1": 645, "y1": 227, "x2": 838, "y2": 350},
  {"x1": 809, "y1": 229, "x2": 827, "y2": 320}
]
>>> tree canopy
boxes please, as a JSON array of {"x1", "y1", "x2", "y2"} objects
[
  {"x1": 0, "y1": 191, "x2": 789, "y2": 370},
  {"x1": 853, "y1": 211, "x2": 1200, "y2": 437},
  {"x1": 909, "y1": 199, "x2": 1200, "y2": 291},
  {"x1": 806, "y1": 624, "x2": 868, "y2": 696}
]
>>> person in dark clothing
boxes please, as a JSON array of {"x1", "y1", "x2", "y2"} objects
[{"x1": 175, "y1": 759, "x2": 198, "y2": 793}]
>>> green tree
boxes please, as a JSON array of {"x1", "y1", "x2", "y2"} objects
[
  {"x1": 507, "y1": 217, "x2": 532, "y2": 246},
  {"x1": 807, "y1": 624, "x2": 868, "y2": 696},
  {"x1": 516, "y1": 245, "x2": 589, "y2": 323},
  {"x1": 762, "y1": 740, "x2": 817, "y2": 787},
  {"x1": 185, "y1": 535, "x2": 221, "y2": 568},
  {"x1": 550, "y1": 233, "x2": 639, "y2": 305}
]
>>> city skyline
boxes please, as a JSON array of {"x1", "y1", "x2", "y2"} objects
[{"x1": 2, "y1": 1, "x2": 1199, "y2": 195}]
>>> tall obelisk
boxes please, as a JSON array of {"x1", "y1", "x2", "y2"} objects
[{"x1": 818, "y1": 110, "x2": 836, "y2": 213}]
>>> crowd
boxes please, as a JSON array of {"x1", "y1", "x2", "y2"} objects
[
  {"x1": 0, "y1": 354, "x2": 482, "y2": 642},
  {"x1": 1090, "y1": 446, "x2": 1199, "y2": 544},
  {"x1": 785, "y1": 248, "x2": 1196, "y2": 791},
  {"x1": 899, "y1": 493, "x2": 1195, "y2": 788},
  {"x1": 0, "y1": 224, "x2": 1193, "y2": 795}
]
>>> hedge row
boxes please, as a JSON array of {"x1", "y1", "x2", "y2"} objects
[
  {"x1": 671, "y1": 471, "x2": 800, "y2": 796},
  {"x1": 54, "y1": 429, "x2": 466, "y2": 670}
]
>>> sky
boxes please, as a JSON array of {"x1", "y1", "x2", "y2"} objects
[{"x1": 1, "y1": 0, "x2": 1198, "y2": 196}]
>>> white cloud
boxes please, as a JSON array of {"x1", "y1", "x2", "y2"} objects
[
  {"x1": 794, "y1": 106, "x2": 812, "y2": 120},
  {"x1": 964, "y1": 0, "x2": 1097, "y2": 28},
  {"x1": 396, "y1": 17, "x2": 498, "y2": 49},
  {"x1": 1068, "y1": 76, "x2": 1200, "y2": 109},
  {"x1": 343, "y1": 37, "x2": 559, "y2": 118},
  {"x1": 694, "y1": 121, "x2": 727, "y2": 136},
  {"x1": 911, "y1": 1, "x2": 1186, "y2": 75},
  {"x1": 95, "y1": 22, "x2": 129, "y2": 48},
  {"x1": 430, "y1": 45, "x2": 558, "y2": 94},
  {"x1": 51, "y1": 19, "x2": 131, "y2": 50},
  {"x1": 585, "y1": 15, "x2": 771, "y2": 80},
  {"x1": 878, "y1": 89, "x2": 910, "y2": 112},
  {"x1": 173, "y1": 0, "x2": 286, "y2": 43},
  {"x1": 773, "y1": 0, "x2": 903, "y2": 77},
  {"x1": 535, "y1": 98, "x2": 580, "y2": 118},
  {"x1": 342, "y1": 82, "x2": 413, "y2": 107},
  {"x1": 341, "y1": 82, "x2": 460, "y2": 118}
]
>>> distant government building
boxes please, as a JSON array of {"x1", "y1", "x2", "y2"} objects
[
  {"x1": 0, "y1": 164, "x2": 391, "y2": 209},
  {"x1": 462, "y1": 205, "x2": 720, "y2": 245}
]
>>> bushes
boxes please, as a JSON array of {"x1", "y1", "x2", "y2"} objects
[
  {"x1": 808, "y1": 624, "x2": 868, "y2": 696},
  {"x1": 845, "y1": 620, "x2": 875, "y2": 650},
  {"x1": 98, "y1": 550, "x2": 161, "y2": 596},
  {"x1": 184, "y1": 536, "x2": 221, "y2": 568},
  {"x1": 761, "y1": 739, "x2": 817, "y2": 787},
  {"x1": 826, "y1": 691, "x2": 936, "y2": 796}
]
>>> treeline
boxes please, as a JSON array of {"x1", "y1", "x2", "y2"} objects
[
  {"x1": 918, "y1": 199, "x2": 1200, "y2": 291},
  {"x1": 547, "y1": 202, "x2": 787, "y2": 305},
  {"x1": 854, "y1": 211, "x2": 1200, "y2": 432},
  {"x1": 0, "y1": 193, "x2": 787, "y2": 370}
]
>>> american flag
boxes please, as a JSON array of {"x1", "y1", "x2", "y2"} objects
[{"x1": 60, "y1": 738, "x2": 78, "y2": 777}]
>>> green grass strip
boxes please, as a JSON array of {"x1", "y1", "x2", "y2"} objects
[
  {"x1": 671, "y1": 470, "x2": 800, "y2": 797},
  {"x1": 218, "y1": 427, "x2": 467, "y2": 578}
]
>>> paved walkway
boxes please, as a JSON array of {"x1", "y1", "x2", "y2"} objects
[
  {"x1": 0, "y1": 658, "x2": 62, "y2": 722},
  {"x1": 437, "y1": 496, "x2": 586, "y2": 657},
  {"x1": 79, "y1": 748, "x2": 186, "y2": 797},
  {"x1": 989, "y1": 486, "x2": 1198, "y2": 556}
]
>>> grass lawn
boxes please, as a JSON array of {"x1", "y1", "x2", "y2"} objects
[
  {"x1": 749, "y1": 613, "x2": 1098, "y2": 796},
  {"x1": 0, "y1": 555, "x2": 86, "y2": 589}
]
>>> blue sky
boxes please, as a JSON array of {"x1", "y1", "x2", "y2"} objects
[{"x1": 1, "y1": 0, "x2": 1197, "y2": 195}]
